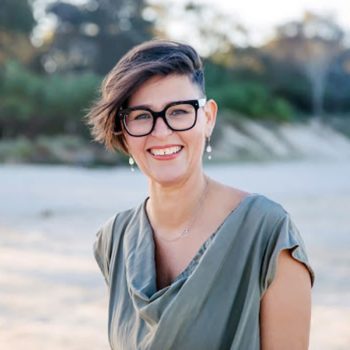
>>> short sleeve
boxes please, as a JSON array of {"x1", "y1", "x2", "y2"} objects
[
  {"x1": 260, "y1": 211, "x2": 315, "y2": 296},
  {"x1": 93, "y1": 214, "x2": 118, "y2": 286}
]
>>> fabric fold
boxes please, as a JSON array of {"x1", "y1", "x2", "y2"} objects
[
  {"x1": 93, "y1": 193, "x2": 316, "y2": 350},
  {"x1": 260, "y1": 210, "x2": 315, "y2": 297}
]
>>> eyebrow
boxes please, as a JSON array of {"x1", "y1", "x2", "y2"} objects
[
  {"x1": 127, "y1": 99, "x2": 191, "y2": 110},
  {"x1": 127, "y1": 103, "x2": 154, "y2": 109}
]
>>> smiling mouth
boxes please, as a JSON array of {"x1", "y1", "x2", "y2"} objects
[{"x1": 148, "y1": 146, "x2": 183, "y2": 156}]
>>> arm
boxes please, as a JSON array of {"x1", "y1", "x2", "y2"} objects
[{"x1": 260, "y1": 249, "x2": 312, "y2": 350}]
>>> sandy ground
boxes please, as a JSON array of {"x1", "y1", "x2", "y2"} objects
[{"x1": 0, "y1": 159, "x2": 349, "y2": 349}]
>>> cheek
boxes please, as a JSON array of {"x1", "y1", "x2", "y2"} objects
[
  {"x1": 124, "y1": 135, "x2": 144, "y2": 157},
  {"x1": 182, "y1": 128, "x2": 206, "y2": 155},
  {"x1": 191, "y1": 117, "x2": 207, "y2": 147}
]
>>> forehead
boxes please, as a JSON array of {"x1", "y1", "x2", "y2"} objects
[{"x1": 128, "y1": 74, "x2": 201, "y2": 109}]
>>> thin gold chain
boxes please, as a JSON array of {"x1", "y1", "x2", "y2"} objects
[{"x1": 154, "y1": 177, "x2": 210, "y2": 243}]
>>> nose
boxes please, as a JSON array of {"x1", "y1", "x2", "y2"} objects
[{"x1": 151, "y1": 116, "x2": 172, "y2": 137}]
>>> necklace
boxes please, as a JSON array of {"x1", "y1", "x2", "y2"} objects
[{"x1": 154, "y1": 177, "x2": 210, "y2": 243}]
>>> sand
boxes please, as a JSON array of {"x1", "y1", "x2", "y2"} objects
[{"x1": 1, "y1": 159, "x2": 349, "y2": 349}]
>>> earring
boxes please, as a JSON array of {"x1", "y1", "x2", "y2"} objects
[
  {"x1": 128, "y1": 156, "x2": 135, "y2": 172},
  {"x1": 206, "y1": 136, "x2": 212, "y2": 160}
]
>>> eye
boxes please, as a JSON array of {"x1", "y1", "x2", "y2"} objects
[
  {"x1": 128, "y1": 111, "x2": 152, "y2": 121},
  {"x1": 135, "y1": 113, "x2": 151, "y2": 120},
  {"x1": 169, "y1": 108, "x2": 189, "y2": 116}
]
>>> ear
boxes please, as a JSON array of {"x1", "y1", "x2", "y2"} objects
[{"x1": 204, "y1": 99, "x2": 218, "y2": 137}]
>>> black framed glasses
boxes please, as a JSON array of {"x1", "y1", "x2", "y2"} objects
[{"x1": 117, "y1": 98, "x2": 207, "y2": 137}]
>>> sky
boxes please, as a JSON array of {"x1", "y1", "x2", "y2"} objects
[
  {"x1": 32, "y1": 0, "x2": 350, "y2": 48},
  {"x1": 161, "y1": 0, "x2": 350, "y2": 46}
]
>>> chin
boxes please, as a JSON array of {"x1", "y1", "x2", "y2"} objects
[{"x1": 148, "y1": 167, "x2": 188, "y2": 187}]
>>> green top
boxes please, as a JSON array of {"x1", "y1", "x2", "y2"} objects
[{"x1": 94, "y1": 193, "x2": 315, "y2": 350}]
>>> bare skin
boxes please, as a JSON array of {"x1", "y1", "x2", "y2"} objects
[
  {"x1": 124, "y1": 73, "x2": 312, "y2": 347},
  {"x1": 150, "y1": 180, "x2": 312, "y2": 348},
  {"x1": 152, "y1": 194, "x2": 313, "y2": 347},
  {"x1": 260, "y1": 249, "x2": 312, "y2": 349},
  {"x1": 147, "y1": 177, "x2": 249, "y2": 289}
]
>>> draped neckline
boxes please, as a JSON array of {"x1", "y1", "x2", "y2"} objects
[{"x1": 124, "y1": 192, "x2": 259, "y2": 302}]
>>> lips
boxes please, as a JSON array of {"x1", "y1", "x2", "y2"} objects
[
  {"x1": 149, "y1": 146, "x2": 181, "y2": 156},
  {"x1": 148, "y1": 145, "x2": 183, "y2": 158}
]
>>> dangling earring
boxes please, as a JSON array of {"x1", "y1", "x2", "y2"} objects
[
  {"x1": 128, "y1": 156, "x2": 135, "y2": 172},
  {"x1": 206, "y1": 136, "x2": 212, "y2": 160}
]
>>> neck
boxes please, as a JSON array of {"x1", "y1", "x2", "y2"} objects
[{"x1": 146, "y1": 171, "x2": 209, "y2": 239}]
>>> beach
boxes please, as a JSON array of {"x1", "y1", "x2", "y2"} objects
[{"x1": 1, "y1": 159, "x2": 349, "y2": 349}]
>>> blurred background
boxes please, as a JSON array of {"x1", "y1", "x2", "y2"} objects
[{"x1": 0, "y1": 0, "x2": 349, "y2": 349}]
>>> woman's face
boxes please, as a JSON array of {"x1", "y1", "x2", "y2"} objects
[{"x1": 123, "y1": 74, "x2": 217, "y2": 186}]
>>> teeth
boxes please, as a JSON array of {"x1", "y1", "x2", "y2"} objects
[{"x1": 150, "y1": 146, "x2": 181, "y2": 156}]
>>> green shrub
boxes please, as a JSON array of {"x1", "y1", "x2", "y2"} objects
[
  {"x1": 0, "y1": 60, "x2": 101, "y2": 137},
  {"x1": 0, "y1": 134, "x2": 121, "y2": 165},
  {"x1": 0, "y1": 136, "x2": 33, "y2": 162},
  {"x1": 207, "y1": 80, "x2": 294, "y2": 122}
]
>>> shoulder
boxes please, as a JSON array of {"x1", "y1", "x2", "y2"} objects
[
  {"x1": 212, "y1": 181, "x2": 287, "y2": 228},
  {"x1": 113, "y1": 205, "x2": 140, "y2": 231},
  {"x1": 253, "y1": 194, "x2": 316, "y2": 293},
  {"x1": 235, "y1": 193, "x2": 300, "y2": 260},
  {"x1": 251, "y1": 193, "x2": 286, "y2": 214},
  {"x1": 241, "y1": 192, "x2": 289, "y2": 230},
  {"x1": 93, "y1": 200, "x2": 146, "y2": 284},
  {"x1": 97, "y1": 206, "x2": 135, "y2": 240},
  {"x1": 216, "y1": 183, "x2": 290, "y2": 236},
  {"x1": 219, "y1": 179, "x2": 286, "y2": 218},
  {"x1": 103, "y1": 201, "x2": 145, "y2": 242},
  {"x1": 100, "y1": 198, "x2": 149, "y2": 250}
]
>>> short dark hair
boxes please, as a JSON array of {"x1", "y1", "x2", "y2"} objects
[{"x1": 84, "y1": 39, "x2": 205, "y2": 153}]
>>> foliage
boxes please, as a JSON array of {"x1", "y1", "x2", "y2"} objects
[
  {"x1": 262, "y1": 12, "x2": 345, "y2": 118},
  {"x1": 0, "y1": 0, "x2": 37, "y2": 66},
  {"x1": 42, "y1": 0, "x2": 154, "y2": 74},
  {"x1": 207, "y1": 80, "x2": 293, "y2": 122},
  {"x1": 204, "y1": 60, "x2": 294, "y2": 121},
  {"x1": 1, "y1": 2, "x2": 350, "y2": 166},
  {"x1": 0, "y1": 61, "x2": 101, "y2": 138},
  {"x1": 0, "y1": 0, "x2": 35, "y2": 34},
  {"x1": 0, "y1": 134, "x2": 121, "y2": 165}
]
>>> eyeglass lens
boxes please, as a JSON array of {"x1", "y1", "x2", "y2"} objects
[{"x1": 124, "y1": 103, "x2": 196, "y2": 136}]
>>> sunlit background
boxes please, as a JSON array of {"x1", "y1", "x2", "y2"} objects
[{"x1": 0, "y1": 0, "x2": 350, "y2": 349}]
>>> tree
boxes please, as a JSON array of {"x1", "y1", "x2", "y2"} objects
[
  {"x1": 263, "y1": 12, "x2": 345, "y2": 120},
  {"x1": 40, "y1": 0, "x2": 154, "y2": 74},
  {"x1": 152, "y1": 1, "x2": 249, "y2": 59},
  {"x1": 0, "y1": 0, "x2": 37, "y2": 66},
  {"x1": 0, "y1": 0, "x2": 35, "y2": 34}
]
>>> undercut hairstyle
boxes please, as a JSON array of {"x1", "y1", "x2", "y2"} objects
[{"x1": 84, "y1": 40, "x2": 206, "y2": 154}]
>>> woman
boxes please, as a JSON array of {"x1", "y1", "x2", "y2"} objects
[{"x1": 86, "y1": 40, "x2": 315, "y2": 350}]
